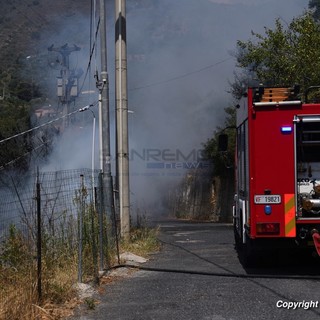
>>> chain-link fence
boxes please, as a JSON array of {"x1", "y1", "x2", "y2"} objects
[{"x1": 0, "y1": 168, "x2": 117, "y2": 319}]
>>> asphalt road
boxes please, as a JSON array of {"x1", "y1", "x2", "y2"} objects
[{"x1": 72, "y1": 219, "x2": 320, "y2": 320}]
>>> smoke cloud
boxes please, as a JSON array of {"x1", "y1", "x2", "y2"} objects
[
  {"x1": 124, "y1": 0, "x2": 309, "y2": 216},
  {"x1": 26, "y1": 0, "x2": 308, "y2": 217}
]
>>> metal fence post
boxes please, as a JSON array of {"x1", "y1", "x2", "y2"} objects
[
  {"x1": 78, "y1": 174, "x2": 84, "y2": 283},
  {"x1": 36, "y1": 168, "x2": 42, "y2": 302},
  {"x1": 90, "y1": 184, "x2": 98, "y2": 282},
  {"x1": 98, "y1": 172, "x2": 105, "y2": 271}
]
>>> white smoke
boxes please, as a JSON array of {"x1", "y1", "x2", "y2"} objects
[
  {"x1": 124, "y1": 0, "x2": 309, "y2": 216},
  {"x1": 26, "y1": 0, "x2": 308, "y2": 218}
]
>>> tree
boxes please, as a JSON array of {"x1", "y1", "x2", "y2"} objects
[
  {"x1": 203, "y1": 107, "x2": 235, "y2": 170},
  {"x1": 0, "y1": 55, "x2": 49, "y2": 172},
  {"x1": 0, "y1": 101, "x2": 32, "y2": 171},
  {"x1": 202, "y1": 106, "x2": 236, "y2": 222},
  {"x1": 202, "y1": 11, "x2": 320, "y2": 221},
  {"x1": 309, "y1": 0, "x2": 320, "y2": 21},
  {"x1": 235, "y1": 13, "x2": 320, "y2": 93}
]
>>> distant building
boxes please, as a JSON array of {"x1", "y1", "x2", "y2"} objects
[{"x1": 34, "y1": 106, "x2": 57, "y2": 119}]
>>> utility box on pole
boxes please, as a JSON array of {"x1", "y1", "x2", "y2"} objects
[{"x1": 48, "y1": 44, "x2": 81, "y2": 130}]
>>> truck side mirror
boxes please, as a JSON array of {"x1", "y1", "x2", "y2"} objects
[{"x1": 218, "y1": 134, "x2": 228, "y2": 152}]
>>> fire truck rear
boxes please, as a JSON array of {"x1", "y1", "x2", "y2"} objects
[{"x1": 231, "y1": 86, "x2": 320, "y2": 266}]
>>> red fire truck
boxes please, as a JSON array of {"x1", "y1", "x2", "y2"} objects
[{"x1": 227, "y1": 86, "x2": 320, "y2": 266}]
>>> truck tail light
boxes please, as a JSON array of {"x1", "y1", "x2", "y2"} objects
[{"x1": 256, "y1": 223, "x2": 280, "y2": 235}]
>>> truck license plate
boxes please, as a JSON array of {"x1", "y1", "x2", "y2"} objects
[{"x1": 254, "y1": 195, "x2": 281, "y2": 204}]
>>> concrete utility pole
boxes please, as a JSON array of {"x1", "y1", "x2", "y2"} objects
[
  {"x1": 48, "y1": 44, "x2": 81, "y2": 130},
  {"x1": 98, "y1": 0, "x2": 114, "y2": 231},
  {"x1": 115, "y1": 0, "x2": 130, "y2": 239}
]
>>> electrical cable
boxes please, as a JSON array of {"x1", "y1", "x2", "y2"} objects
[
  {"x1": 0, "y1": 143, "x2": 45, "y2": 171},
  {"x1": 78, "y1": 18, "x2": 101, "y2": 95},
  {"x1": 19, "y1": 0, "x2": 52, "y2": 29},
  {"x1": 88, "y1": 0, "x2": 94, "y2": 98},
  {"x1": 128, "y1": 57, "x2": 233, "y2": 92},
  {"x1": 0, "y1": 102, "x2": 99, "y2": 145},
  {"x1": 0, "y1": 102, "x2": 99, "y2": 169},
  {"x1": 9, "y1": 0, "x2": 43, "y2": 31}
]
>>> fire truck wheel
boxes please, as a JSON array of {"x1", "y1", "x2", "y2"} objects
[
  {"x1": 241, "y1": 235, "x2": 257, "y2": 268},
  {"x1": 233, "y1": 221, "x2": 241, "y2": 249}
]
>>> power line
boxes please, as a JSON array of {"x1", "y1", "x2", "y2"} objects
[
  {"x1": 128, "y1": 57, "x2": 233, "y2": 91},
  {"x1": 79, "y1": 17, "x2": 101, "y2": 94},
  {"x1": 0, "y1": 143, "x2": 45, "y2": 172},
  {"x1": 0, "y1": 102, "x2": 98, "y2": 145}
]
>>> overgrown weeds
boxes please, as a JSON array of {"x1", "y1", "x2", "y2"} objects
[
  {"x1": 0, "y1": 210, "x2": 161, "y2": 320},
  {"x1": 0, "y1": 225, "x2": 79, "y2": 319},
  {"x1": 119, "y1": 212, "x2": 161, "y2": 258},
  {"x1": 120, "y1": 225, "x2": 161, "y2": 258}
]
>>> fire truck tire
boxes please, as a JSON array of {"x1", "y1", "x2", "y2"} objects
[
  {"x1": 241, "y1": 235, "x2": 257, "y2": 268},
  {"x1": 233, "y1": 220, "x2": 241, "y2": 248}
]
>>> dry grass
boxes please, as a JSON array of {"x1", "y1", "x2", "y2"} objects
[
  {"x1": 120, "y1": 226, "x2": 161, "y2": 258},
  {"x1": 0, "y1": 257, "x2": 80, "y2": 320},
  {"x1": 0, "y1": 223, "x2": 160, "y2": 320}
]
